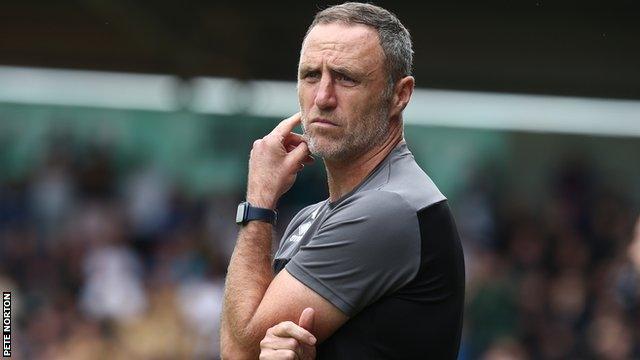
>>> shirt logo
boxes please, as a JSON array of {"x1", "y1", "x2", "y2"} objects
[{"x1": 288, "y1": 206, "x2": 320, "y2": 243}]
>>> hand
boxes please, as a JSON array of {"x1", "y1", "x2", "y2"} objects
[
  {"x1": 247, "y1": 113, "x2": 314, "y2": 210},
  {"x1": 259, "y1": 308, "x2": 317, "y2": 360}
]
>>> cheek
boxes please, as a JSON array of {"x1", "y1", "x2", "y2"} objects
[
  {"x1": 298, "y1": 91, "x2": 307, "y2": 110},
  {"x1": 298, "y1": 83, "x2": 317, "y2": 107},
  {"x1": 297, "y1": 86, "x2": 307, "y2": 107},
  {"x1": 342, "y1": 95, "x2": 368, "y2": 124}
]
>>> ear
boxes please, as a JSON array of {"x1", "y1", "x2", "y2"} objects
[{"x1": 389, "y1": 76, "x2": 415, "y2": 119}]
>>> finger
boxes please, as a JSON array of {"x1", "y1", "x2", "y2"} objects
[
  {"x1": 283, "y1": 132, "x2": 305, "y2": 148},
  {"x1": 286, "y1": 143, "x2": 309, "y2": 171},
  {"x1": 261, "y1": 335, "x2": 308, "y2": 360},
  {"x1": 302, "y1": 154, "x2": 315, "y2": 164},
  {"x1": 259, "y1": 348, "x2": 298, "y2": 360},
  {"x1": 261, "y1": 335, "x2": 300, "y2": 352},
  {"x1": 259, "y1": 348, "x2": 276, "y2": 360},
  {"x1": 272, "y1": 113, "x2": 302, "y2": 137},
  {"x1": 287, "y1": 147, "x2": 314, "y2": 164},
  {"x1": 272, "y1": 321, "x2": 316, "y2": 346},
  {"x1": 285, "y1": 138, "x2": 314, "y2": 164},
  {"x1": 298, "y1": 308, "x2": 315, "y2": 334},
  {"x1": 289, "y1": 149, "x2": 314, "y2": 164},
  {"x1": 286, "y1": 142, "x2": 311, "y2": 171},
  {"x1": 274, "y1": 349, "x2": 298, "y2": 360}
]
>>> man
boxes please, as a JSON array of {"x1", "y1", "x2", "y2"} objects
[{"x1": 221, "y1": 3, "x2": 465, "y2": 359}]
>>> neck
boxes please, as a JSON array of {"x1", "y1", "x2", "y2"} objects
[{"x1": 324, "y1": 120, "x2": 403, "y2": 202}]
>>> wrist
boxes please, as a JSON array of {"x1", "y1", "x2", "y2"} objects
[
  {"x1": 236, "y1": 201, "x2": 278, "y2": 226},
  {"x1": 246, "y1": 194, "x2": 277, "y2": 210}
]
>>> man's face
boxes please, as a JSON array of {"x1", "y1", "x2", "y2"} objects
[{"x1": 298, "y1": 23, "x2": 392, "y2": 161}]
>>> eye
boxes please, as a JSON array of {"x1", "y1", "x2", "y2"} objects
[
  {"x1": 302, "y1": 71, "x2": 320, "y2": 82},
  {"x1": 335, "y1": 73, "x2": 357, "y2": 86}
]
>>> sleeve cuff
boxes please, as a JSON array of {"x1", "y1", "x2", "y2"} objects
[{"x1": 285, "y1": 259, "x2": 355, "y2": 316}]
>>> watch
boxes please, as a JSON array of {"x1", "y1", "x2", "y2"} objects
[{"x1": 235, "y1": 201, "x2": 278, "y2": 225}]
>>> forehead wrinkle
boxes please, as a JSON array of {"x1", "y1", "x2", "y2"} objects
[
  {"x1": 300, "y1": 44, "x2": 383, "y2": 77},
  {"x1": 299, "y1": 23, "x2": 386, "y2": 80},
  {"x1": 303, "y1": 25, "x2": 382, "y2": 54},
  {"x1": 299, "y1": 56, "x2": 377, "y2": 80},
  {"x1": 304, "y1": 36, "x2": 378, "y2": 58}
]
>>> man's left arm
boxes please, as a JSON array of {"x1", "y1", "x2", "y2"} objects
[{"x1": 220, "y1": 113, "x2": 348, "y2": 359}]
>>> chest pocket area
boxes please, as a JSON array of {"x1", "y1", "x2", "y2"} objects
[{"x1": 273, "y1": 206, "x2": 323, "y2": 274}]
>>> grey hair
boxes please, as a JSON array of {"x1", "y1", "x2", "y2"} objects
[{"x1": 304, "y1": 2, "x2": 414, "y2": 95}]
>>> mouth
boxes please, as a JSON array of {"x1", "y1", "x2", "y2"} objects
[{"x1": 310, "y1": 118, "x2": 338, "y2": 127}]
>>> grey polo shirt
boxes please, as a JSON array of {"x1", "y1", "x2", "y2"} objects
[{"x1": 273, "y1": 141, "x2": 465, "y2": 359}]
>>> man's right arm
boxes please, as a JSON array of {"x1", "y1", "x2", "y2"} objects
[
  {"x1": 220, "y1": 221, "x2": 275, "y2": 359},
  {"x1": 220, "y1": 114, "x2": 348, "y2": 359}
]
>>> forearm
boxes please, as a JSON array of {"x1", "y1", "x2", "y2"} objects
[
  {"x1": 221, "y1": 221, "x2": 274, "y2": 355},
  {"x1": 221, "y1": 113, "x2": 310, "y2": 357}
]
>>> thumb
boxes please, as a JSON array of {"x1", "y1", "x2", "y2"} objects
[{"x1": 298, "y1": 307, "x2": 315, "y2": 333}]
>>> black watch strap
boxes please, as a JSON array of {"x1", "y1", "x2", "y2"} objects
[{"x1": 236, "y1": 201, "x2": 277, "y2": 225}]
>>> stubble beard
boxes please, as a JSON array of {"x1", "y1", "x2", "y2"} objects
[{"x1": 301, "y1": 97, "x2": 391, "y2": 162}]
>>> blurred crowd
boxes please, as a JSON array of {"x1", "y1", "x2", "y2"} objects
[
  {"x1": 0, "y1": 140, "x2": 239, "y2": 359},
  {"x1": 458, "y1": 162, "x2": 640, "y2": 359},
  {"x1": 0, "y1": 136, "x2": 638, "y2": 359}
]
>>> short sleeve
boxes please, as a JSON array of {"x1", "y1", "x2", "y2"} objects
[{"x1": 284, "y1": 190, "x2": 421, "y2": 316}]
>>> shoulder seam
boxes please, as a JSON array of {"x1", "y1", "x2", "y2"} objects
[{"x1": 376, "y1": 189, "x2": 422, "y2": 288}]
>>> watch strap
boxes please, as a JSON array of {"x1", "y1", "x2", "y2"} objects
[
  {"x1": 246, "y1": 204, "x2": 277, "y2": 225},
  {"x1": 236, "y1": 201, "x2": 277, "y2": 225}
]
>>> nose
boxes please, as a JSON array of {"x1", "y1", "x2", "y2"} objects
[{"x1": 314, "y1": 73, "x2": 337, "y2": 110}]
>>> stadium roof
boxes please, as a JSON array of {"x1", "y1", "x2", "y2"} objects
[{"x1": 2, "y1": 1, "x2": 640, "y2": 100}]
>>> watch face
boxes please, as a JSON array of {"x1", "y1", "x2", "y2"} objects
[{"x1": 236, "y1": 203, "x2": 246, "y2": 223}]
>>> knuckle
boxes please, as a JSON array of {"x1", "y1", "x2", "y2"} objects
[
  {"x1": 259, "y1": 137, "x2": 271, "y2": 147},
  {"x1": 260, "y1": 337, "x2": 269, "y2": 348},
  {"x1": 285, "y1": 154, "x2": 299, "y2": 165},
  {"x1": 272, "y1": 323, "x2": 286, "y2": 333},
  {"x1": 286, "y1": 338, "x2": 299, "y2": 349},
  {"x1": 268, "y1": 135, "x2": 281, "y2": 146},
  {"x1": 283, "y1": 321, "x2": 296, "y2": 330},
  {"x1": 252, "y1": 139, "x2": 264, "y2": 150}
]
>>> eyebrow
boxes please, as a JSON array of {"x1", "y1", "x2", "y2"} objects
[
  {"x1": 298, "y1": 63, "x2": 364, "y2": 78},
  {"x1": 298, "y1": 64, "x2": 317, "y2": 76}
]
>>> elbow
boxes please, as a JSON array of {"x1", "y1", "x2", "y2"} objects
[
  {"x1": 220, "y1": 346, "x2": 237, "y2": 360},
  {"x1": 220, "y1": 339, "x2": 248, "y2": 360},
  {"x1": 220, "y1": 343, "x2": 258, "y2": 360},
  {"x1": 220, "y1": 313, "x2": 268, "y2": 358},
  {"x1": 220, "y1": 329, "x2": 261, "y2": 360}
]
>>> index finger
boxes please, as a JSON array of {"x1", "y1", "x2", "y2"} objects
[
  {"x1": 271, "y1": 321, "x2": 316, "y2": 346},
  {"x1": 271, "y1": 112, "x2": 302, "y2": 137}
]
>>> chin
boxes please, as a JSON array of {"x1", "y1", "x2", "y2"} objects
[
  {"x1": 306, "y1": 138, "x2": 337, "y2": 159},
  {"x1": 314, "y1": 144, "x2": 355, "y2": 161},
  {"x1": 306, "y1": 131, "x2": 357, "y2": 160}
]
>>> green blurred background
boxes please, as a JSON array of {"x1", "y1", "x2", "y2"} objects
[{"x1": 1, "y1": 1, "x2": 640, "y2": 359}]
